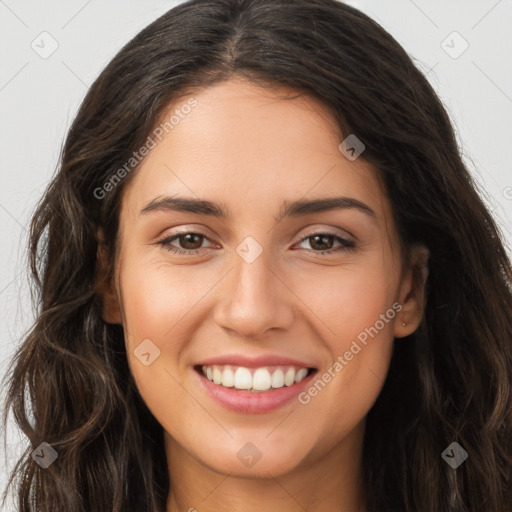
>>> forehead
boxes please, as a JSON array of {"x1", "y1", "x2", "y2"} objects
[{"x1": 121, "y1": 78, "x2": 390, "y2": 225}]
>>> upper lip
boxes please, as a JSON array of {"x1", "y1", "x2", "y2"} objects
[{"x1": 196, "y1": 354, "x2": 316, "y2": 369}]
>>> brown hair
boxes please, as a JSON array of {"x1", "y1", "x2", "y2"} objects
[{"x1": 2, "y1": 0, "x2": 511, "y2": 510}]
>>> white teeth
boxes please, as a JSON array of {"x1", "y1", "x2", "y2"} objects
[
  {"x1": 212, "y1": 367, "x2": 223, "y2": 385},
  {"x1": 271, "y1": 368, "x2": 285, "y2": 388},
  {"x1": 284, "y1": 368, "x2": 296, "y2": 386},
  {"x1": 295, "y1": 368, "x2": 308, "y2": 382},
  {"x1": 234, "y1": 367, "x2": 252, "y2": 390},
  {"x1": 252, "y1": 368, "x2": 272, "y2": 391},
  {"x1": 221, "y1": 367, "x2": 234, "y2": 387},
  {"x1": 201, "y1": 364, "x2": 311, "y2": 391}
]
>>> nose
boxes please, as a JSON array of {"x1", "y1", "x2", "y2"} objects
[{"x1": 213, "y1": 247, "x2": 295, "y2": 339}]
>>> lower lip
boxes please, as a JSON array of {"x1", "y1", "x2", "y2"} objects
[{"x1": 196, "y1": 369, "x2": 317, "y2": 414}]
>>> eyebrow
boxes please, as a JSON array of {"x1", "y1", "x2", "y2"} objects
[{"x1": 140, "y1": 195, "x2": 377, "y2": 223}]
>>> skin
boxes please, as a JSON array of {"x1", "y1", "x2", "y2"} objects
[{"x1": 97, "y1": 77, "x2": 428, "y2": 512}]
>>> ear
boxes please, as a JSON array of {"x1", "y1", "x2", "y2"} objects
[
  {"x1": 394, "y1": 244, "x2": 429, "y2": 338},
  {"x1": 94, "y1": 228, "x2": 123, "y2": 324}
]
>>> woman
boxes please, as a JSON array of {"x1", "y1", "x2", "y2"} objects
[{"x1": 2, "y1": 0, "x2": 511, "y2": 510}]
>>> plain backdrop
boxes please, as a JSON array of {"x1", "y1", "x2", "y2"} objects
[{"x1": 1, "y1": 0, "x2": 511, "y2": 508}]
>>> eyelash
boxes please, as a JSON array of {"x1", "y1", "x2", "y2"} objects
[{"x1": 156, "y1": 230, "x2": 356, "y2": 256}]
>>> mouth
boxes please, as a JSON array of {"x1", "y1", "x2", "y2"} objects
[
  {"x1": 194, "y1": 364, "x2": 316, "y2": 391},
  {"x1": 193, "y1": 364, "x2": 318, "y2": 414}
]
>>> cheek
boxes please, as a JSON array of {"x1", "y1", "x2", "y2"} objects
[
  {"x1": 290, "y1": 259, "x2": 397, "y2": 430},
  {"x1": 119, "y1": 254, "x2": 216, "y2": 351},
  {"x1": 292, "y1": 255, "x2": 397, "y2": 344},
  {"x1": 117, "y1": 256, "x2": 204, "y2": 421},
  {"x1": 117, "y1": 254, "x2": 240, "y2": 439}
]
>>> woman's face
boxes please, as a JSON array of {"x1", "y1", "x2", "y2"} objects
[{"x1": 102, "y1": 78, "x2": 424, "y2": 479}]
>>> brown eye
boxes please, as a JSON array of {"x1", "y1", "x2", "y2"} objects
[
  {"x1": 295, "y1": 232, "x2": 355, "y2": 254},
  {"x1": 174, "y1": 233, "x2": 205, "y2": 250},
  {"x1": 156, "y1": 231, "x2": 214, "y2": 255}
]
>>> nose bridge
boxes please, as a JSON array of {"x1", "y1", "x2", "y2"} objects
[
  {"x1": 234, "y1": 238, "x2": 273, "y2": 299},
  {"x1": 213, "y1": 235, "x2": 295, "y2": 337}
]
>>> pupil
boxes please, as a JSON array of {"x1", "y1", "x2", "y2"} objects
[
  {"x1": 311, "y1": 234, "x2": 332, "y2": 250},
  {"x1": 182, "y1": 234, "x2": 201, "y2": 249}
]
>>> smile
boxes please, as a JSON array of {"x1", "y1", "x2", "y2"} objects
[
  {"x1": 194, "y1": 364, "x2": 318, "y2": 414},
  {"x1": 200, "y1": 364, "x2": 312, "y2": 392}
]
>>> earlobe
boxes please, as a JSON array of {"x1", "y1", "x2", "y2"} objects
[
  {"x1": 94, "y1": 228, "x2": 123, "y2": 325},
  {"x1": 394, "y1": 245, "x2": 429, "y2": 338}
]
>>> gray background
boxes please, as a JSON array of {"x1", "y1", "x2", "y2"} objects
[{"x1": 1, "y1": 0, "x2": 511, "y2": 507}]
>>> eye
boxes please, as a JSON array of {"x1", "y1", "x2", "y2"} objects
[
  {"x1": 293, "y1": 232, "x2": 356, "y2": 254},
  {"x1": 156, "y1": 231, "x2": 215, "y2": 255},
  {"x1": 156, "y1": 230, "x2": 356, "y2": 256}
]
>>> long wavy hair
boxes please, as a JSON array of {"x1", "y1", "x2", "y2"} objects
[{"x1": 2, "y1": 0, "x2": 511, "y2": 510}]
